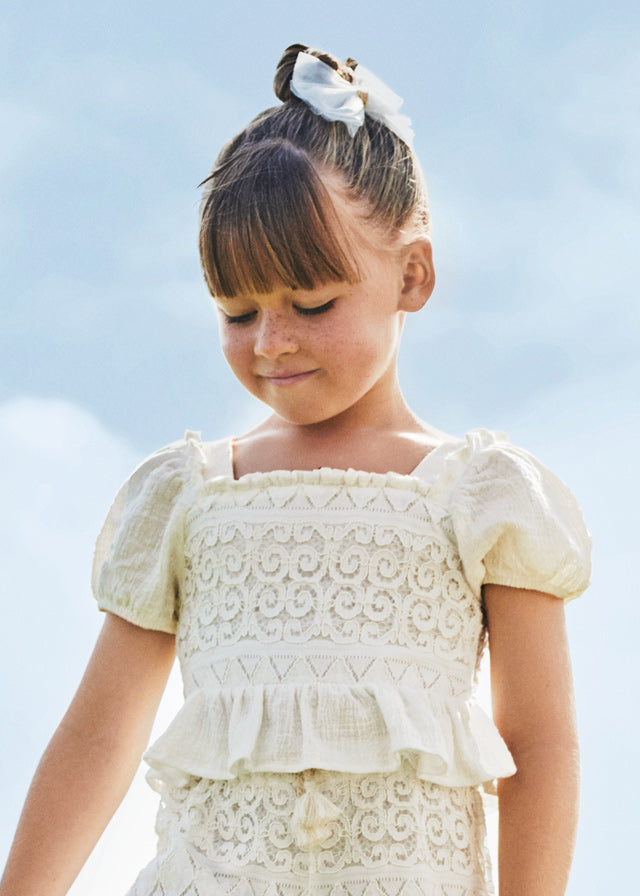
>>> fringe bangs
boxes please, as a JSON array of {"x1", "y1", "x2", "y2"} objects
[{"x1": 199, "y1": 140, "x2": 360, "y2": 298}]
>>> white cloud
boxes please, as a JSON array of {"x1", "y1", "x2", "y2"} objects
[{"x1": 0, "y1": 397, "x2": 182, "y2": 893}]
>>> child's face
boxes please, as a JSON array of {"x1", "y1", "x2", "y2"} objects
[{"x1": 213, "y1": 194, "x2": 429, "y2": 429}]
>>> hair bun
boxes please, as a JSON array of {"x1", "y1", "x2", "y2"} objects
[{"x1": 273, "y1": 44, "x2": 357, "y2": 103}]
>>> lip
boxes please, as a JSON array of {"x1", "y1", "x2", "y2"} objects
[{"x1": 260, "y1": 369, "x2": 319, "y2": 386}]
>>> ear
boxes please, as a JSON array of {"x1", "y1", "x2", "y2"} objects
[{"x1": 398, "y1": 238, "x2": 435, "y2": 312}]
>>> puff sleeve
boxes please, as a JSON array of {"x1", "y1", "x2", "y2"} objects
[
  {"x1": 449, "y1": 430, "x2": 592, "y2": 601},
  {"x1": 91, "y1": 439, "x2": 196, "y2": 633}
]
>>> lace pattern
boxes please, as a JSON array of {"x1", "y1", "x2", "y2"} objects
[
  {"x1": 144, "y1": 470, "x2": 517, "y2": 792},
  {"x1": 127, "y1": 765, "x2": 493, "y2": 896},
  {"x1": 178, "y1": 484, "x2": 485, "y2": 695}
]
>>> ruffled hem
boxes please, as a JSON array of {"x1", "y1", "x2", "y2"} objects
[{"x1": 143, "y1": 683, "x2": 516, "y2": 790}]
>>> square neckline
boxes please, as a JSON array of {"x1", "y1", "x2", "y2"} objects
[{"x1": 199, "y1": 435, "x2": 460, "y2": 486}]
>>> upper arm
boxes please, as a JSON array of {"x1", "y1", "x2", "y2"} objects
[
  {"x1": 63, "y1": 613, "x2": 176, "y2": 751},
  {"x1": 483, "y1": 584, "x2": 578, "y2": 763}
]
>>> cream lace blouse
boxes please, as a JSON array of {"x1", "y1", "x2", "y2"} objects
[{"x1": 92, "y1": 429, "x2": 591, "y2": 794}]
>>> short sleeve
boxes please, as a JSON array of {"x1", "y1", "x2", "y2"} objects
[
  {"x1": 449, "y1": 430, "x2": 592, "y2": 601},
  {"x1": 91, "y1": 437, "x2": 199, "y2": 632}
]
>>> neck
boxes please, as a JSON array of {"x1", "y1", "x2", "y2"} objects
[
  {"x1": 231, "y1": 385, "x2": 442, "y2": 479},
  {"x1": 271, "y1": 383, "x2": 422, "y2": 442}
]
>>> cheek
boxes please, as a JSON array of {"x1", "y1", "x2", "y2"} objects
[
  {"x1": 329, "y1": 317, "x2": 393, "y2": 364},
  {"x1": 218, "y1": 325, "x2": 251, "y2": 375}
]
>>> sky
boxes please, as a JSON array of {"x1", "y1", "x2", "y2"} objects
[{"x1": 1, "y1": 0, "x2": 639, "y2": 892}]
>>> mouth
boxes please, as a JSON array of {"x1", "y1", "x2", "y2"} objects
[{"x1": 260, "y1": 369, "x2": 319, "y2": 386}]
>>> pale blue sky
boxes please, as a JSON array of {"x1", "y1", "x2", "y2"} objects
[{"x1": 1, "y1": 1, "x2": 638, "y2": 892}]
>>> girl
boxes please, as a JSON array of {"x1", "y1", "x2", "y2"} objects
[{"x1": 0, "y1": 44, "x2": 591, "y2": 896}]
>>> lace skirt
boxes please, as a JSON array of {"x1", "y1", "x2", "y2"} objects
[{"x1": 126, "y1": 763, "x2": 494, "y2": 896}]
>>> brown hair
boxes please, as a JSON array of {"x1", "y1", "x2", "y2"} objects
[{"x1": 199, "y1": 43, "x2": 430, "y2": 298}]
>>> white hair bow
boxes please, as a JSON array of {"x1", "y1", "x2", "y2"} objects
[{"x1": 290, "y1": 52, "x2": 414, "y2": 148}]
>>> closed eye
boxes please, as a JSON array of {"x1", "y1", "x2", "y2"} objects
[
  {"x1": 222, "y1": 298, "x2": 336, "y2": 324},
  {"x1": 224, "y1": 311, "x2": 256, "y2": 325},
  {"x1": 295, "y1": 299, "x2": 336, "y2": 316}
]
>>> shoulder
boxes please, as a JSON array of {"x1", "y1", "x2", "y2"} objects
[
  {"x1": 91, "y1": 431, "x2": 218, "y2": 633},
  {"x1": 433, "y1": 428, "x2": 571, "y2": 500},
  {"x1": 452, "y1": 430, "x2": 587, "y2": 531},
  {"x1": 122, "y1": 430, "x2": 207, "y2": 495},
  {"x1": 432, "y1": 429, "x2": 592, "y2": 602},
  {"x1": 426, "y1": 428, "x2": 527, "y2": 507},
  {"x1": 463, "y1": 429, "x2": 555, "y2": 490},
  {"x1": 91, "y1": 431, "x2": 208, "y2": 586}
]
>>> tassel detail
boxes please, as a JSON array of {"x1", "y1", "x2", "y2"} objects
[{"x1": 291, "y1": 770, "x2": 341, "y2": 850}]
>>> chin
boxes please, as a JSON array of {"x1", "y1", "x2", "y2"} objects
[{"x1": 270, "y1": 404, "x2": 341, "y2": 428}]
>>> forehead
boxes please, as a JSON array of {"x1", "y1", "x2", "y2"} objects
[{"x1": 320, "y1": 170, "x2": 395, "y2": 251}]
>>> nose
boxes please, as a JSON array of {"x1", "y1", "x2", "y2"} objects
[{"x1": 253, "y1": 310, "x2": 299, "y2": 359}]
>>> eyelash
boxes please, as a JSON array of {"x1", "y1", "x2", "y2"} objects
[
  {"x1": 297, "y1": 299, "x2": 336, "y2": 316},
  {"x1": 224, "y1": 300, "x2": 336, "y2": 325},
  {"x1": 224, "y1": 311, "x2": 255, "y2": 325}
]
